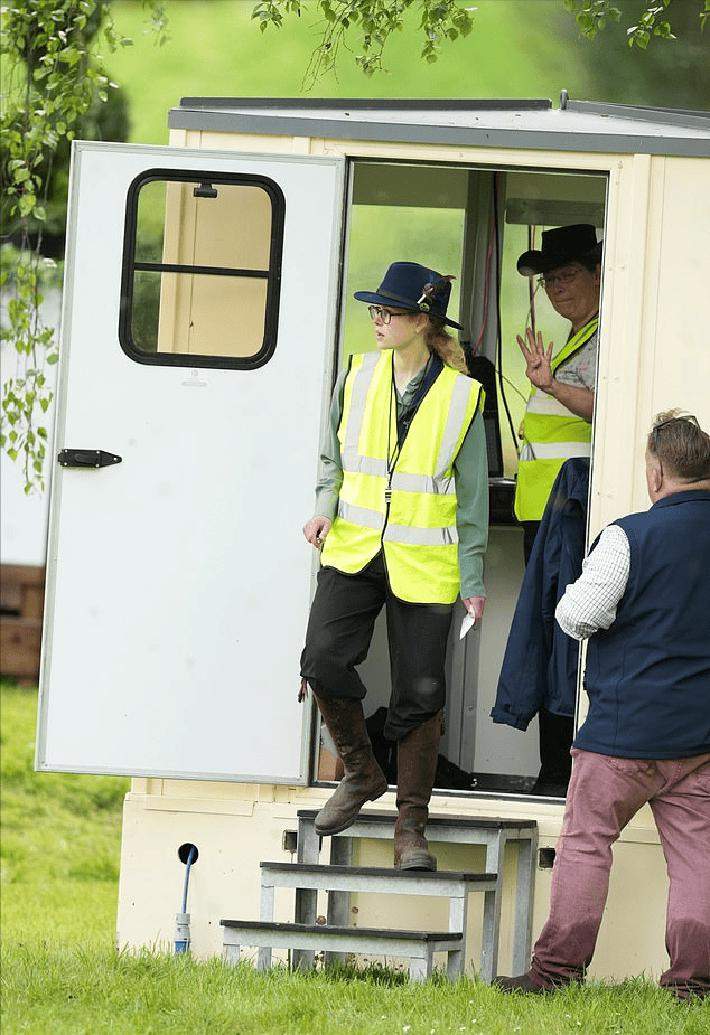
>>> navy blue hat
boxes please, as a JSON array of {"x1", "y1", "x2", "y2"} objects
[{"x1": 354, "y1": 261, "x2": 462, "y2": 330}]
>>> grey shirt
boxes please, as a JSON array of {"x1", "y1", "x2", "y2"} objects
[
  {"x1": 555, "y1": 329, "x2": 598, "y2": 394},
  {"x1": 314, "y1": 362, "x2": 489, "y2": 598}
]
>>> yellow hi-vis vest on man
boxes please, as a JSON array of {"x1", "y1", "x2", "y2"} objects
[
  {"x1": 514, "y1": 316, "x2": 598, "y2": 522},
  {"x1": 321, "y1": 351, "x2": 483, "y2": 605}
]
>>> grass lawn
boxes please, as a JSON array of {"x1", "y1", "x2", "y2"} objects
[{"x1": 1, "y1": 681, "x2": 707, "y2": 1033}]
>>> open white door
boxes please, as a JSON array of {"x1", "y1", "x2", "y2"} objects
[{"x1": 37, "y1": 141, "x2": 345, "y2": 783}]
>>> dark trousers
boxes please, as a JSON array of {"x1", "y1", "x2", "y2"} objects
[
  {"x1": 522, "y1": 519, "x2": 574, "y2": 790},
  {"x1": 300, "y1": 552, "x2": 453, "y2": 741}
]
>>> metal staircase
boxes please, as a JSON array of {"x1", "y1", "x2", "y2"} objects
[{"x1": 221, "y1": 808, "x2": 538, "y2": 982}]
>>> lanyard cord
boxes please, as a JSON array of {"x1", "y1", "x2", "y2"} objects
[
  {"x1": 386, "y1": 351, "x2": 435, "y2": 481},
  {"x1": 386, "y1": 355, "x2": 402, "y2": 483}
]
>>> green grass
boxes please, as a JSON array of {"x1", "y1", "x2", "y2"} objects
[
  {"x1": 1, "y1": 682, "x2": 128, "y2": 901},
  {"x1": 1, "y1": 682, "x2": 707, "y2": 1033},
  {"x1": 6, "y1": 954, "x2": 709, "y2": 1035}
]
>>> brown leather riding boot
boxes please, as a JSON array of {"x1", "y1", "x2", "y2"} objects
[
  {"x1": 314, "y1": 695, "x2": 388, "y2": 837},
  {"x1": 394, "y1": 711, "x2": 442, "y2": 871}
]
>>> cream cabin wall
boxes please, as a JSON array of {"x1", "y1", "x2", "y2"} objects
[
  {"x1": 115, "y1": 128, "x2": 708, "y2": 979},
  {"x1": 118, "y1": 780, "x2": 667, "y2": 979}
]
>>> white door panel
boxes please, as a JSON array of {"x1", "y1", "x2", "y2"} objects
[{"x1": 37, "y1": 142, "x2": 345, "y2": 782}]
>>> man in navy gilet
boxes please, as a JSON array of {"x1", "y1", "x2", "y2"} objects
[{"x1": 496, "y1": 410, "x2": 710, "y2": 1000}]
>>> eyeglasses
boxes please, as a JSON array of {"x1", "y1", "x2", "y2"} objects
[
  {"x1": 538, "y1": 269, "x2": 583, "y2": 290},
  {"x1": 651, "y1": 413, "x2": 700, "y2": 450},
  {"x1": 367, "y1": 305, "x2": 413, "y2": 325}
]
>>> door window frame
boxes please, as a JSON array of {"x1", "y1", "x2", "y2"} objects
[{"x1": 118, "y1": 168, "x2": 285, "y2": 369}]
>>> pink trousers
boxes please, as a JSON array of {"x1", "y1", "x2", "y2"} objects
[{"x1": 531, "y1": 748, "x2": 710, "y2": 995}]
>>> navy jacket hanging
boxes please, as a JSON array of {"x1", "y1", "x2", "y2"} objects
[{"x1": 491, "y1": 458, "x2": 590, "y2": 731}]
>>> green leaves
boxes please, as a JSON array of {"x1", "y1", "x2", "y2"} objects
[
  {"x1": 564, "y1": 0, "x2": 621, "y2": 40},
  {"x1": 564, "y1": 0, "x2": 698, "y2": 47},
  {"x1": 1, "y1": 1, "x2": 169, "y2": 492},
  {"x1": 251, "y1": 0, "x2": 475, "y2": 83},
  {"x1": 0, "y1": 246, "x2": 58, "y2": 492},
  {"x1": 0, "y1": 3, "x2": 81, "y2": 493}
]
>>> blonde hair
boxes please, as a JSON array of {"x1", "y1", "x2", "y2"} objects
[
  {"x1": 424, "y1": 317, "x2": 468, "y2": 374},
  {"x1": 647, "y1": 409, "x2": 710, "y2": 481}
]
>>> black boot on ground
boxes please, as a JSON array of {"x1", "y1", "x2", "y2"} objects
[
  {"x1": 493, "y1": 973, "x2": 551, "y2": 995},
  {"x1": 494, "y1": 971, "x2": 573, "y2": 994}
]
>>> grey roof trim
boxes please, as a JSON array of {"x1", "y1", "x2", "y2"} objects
[
  {"x1": 169, "y1": 107, "x2": 710, "y2": 159},
  {"x1": 179, "y1": 96, "x2": 552, "y2": 112},
  {"x1": 566, "y1": 99, "x2": 710, "y2": 132}
]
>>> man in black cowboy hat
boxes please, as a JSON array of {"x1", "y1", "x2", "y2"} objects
[
  {"x1": 298, "y1": 261, "x2": 488, "y2": 871},
  {"x1": 514, "y1": 224, "x2": 603, "y2": 795}
]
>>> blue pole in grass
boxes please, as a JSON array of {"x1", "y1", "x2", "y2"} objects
[{"x1": 175, "y1": 843, "x2": 198, "y2": 954}]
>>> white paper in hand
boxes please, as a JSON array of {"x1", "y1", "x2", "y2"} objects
[{"x1": 459, "y1": 611, "x2": 477, "y2": 640}]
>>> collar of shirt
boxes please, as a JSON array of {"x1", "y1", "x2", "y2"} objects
[{"x1": 395, "y1": 364, "x2": 428, "y2": 407}]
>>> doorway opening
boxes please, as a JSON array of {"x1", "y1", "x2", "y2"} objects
[{"x1": 314, "y1": 157, "x2": 608, "y2": 801}]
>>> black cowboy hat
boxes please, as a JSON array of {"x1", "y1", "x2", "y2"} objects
[
  {"x1": 517, "y1": 224, "x2": 603, "y2": 276},
  {"x1": 353, "y1": 261, "x2": 463, "y2": 329}
]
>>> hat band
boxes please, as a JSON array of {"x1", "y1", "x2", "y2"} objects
[{"x1": 376, "y1": 289, "x2": 424, "y2": 309}]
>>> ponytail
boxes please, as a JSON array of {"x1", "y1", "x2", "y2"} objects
[{"x1": 424, "y1": 317, "x2": 468, "y2": 374}]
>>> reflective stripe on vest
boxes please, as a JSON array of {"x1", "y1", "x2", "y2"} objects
[
  {"x1": 514, "y1": 317, "x2": 598, "y2": 522},
  {"x1": 320, "y1": 350, "x2": 483, "y2": 604}
]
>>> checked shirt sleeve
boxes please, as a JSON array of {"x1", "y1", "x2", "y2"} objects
[{"x1": 555, "y1": 524, "x2": 630, "y2": 640}]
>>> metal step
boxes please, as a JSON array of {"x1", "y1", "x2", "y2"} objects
[
  {"x1": 297, "y1": 807, "x2": 537, "y2": 843},
  {"x1": 260, "y1": 861, "x2": 498, "y2": 897},
  {"x1": 293, "y1": 808, "x2": 539, "y2": 981},
  {"x1": 220, "y1": 919, "x2": 465, "y2": 981}
]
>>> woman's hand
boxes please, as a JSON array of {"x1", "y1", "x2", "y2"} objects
[
  {"x1": 516, "y1": 328, "x2": 554, "y2": 393},
  {"x1": 462, "y1": 596, "x2": 486, "y2": 622},
  {"x1": 303, "y1": 515, "x2": 332, "y2": 549}
]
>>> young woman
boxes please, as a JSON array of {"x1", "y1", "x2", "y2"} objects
[{"x1": 299, "y1": 261, "x2": 488, "y2": 870}]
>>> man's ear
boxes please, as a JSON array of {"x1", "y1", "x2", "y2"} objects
[{"x1": 650, "y1": 459, "x2": 663, "y2": 494}]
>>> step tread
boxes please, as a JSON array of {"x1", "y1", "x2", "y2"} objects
[
  {"x1": 297, "y1": 808, "x2": 537, "y2": 830},
  {"x1": 220, "y1": 920, "x2": 463, "y2": 942},
  {"x1": 260, "y1": 862, "x2": 497, "y2": 882}
]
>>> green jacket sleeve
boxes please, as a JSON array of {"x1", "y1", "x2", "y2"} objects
[
  {"x1": 314, "y1": 369, "x2": 347, "y2": 521},
  {"x1": 453, "y1": 412, "x2": 489, "y2": 599}
]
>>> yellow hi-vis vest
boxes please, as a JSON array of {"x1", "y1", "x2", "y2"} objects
[
  {"x1": 514, "y1": 316, "x2": 598, "y2": 522},
  {"x1": 320, "y1": 351, "x2": 484, "y2": 604}
]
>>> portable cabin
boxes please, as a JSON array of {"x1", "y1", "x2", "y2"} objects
[{"x1": 38, "y1": 97, "x2": 710, "y2": 979}]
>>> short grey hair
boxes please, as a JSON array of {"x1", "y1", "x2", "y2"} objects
[{"x1": 647, "y1": 409, "x2": 710, "y2": 481}]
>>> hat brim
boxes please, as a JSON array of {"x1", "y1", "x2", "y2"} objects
[
  {"x1": 516, "y1": 240, "x2": 603, "y2": 277},
  {"x1": 353, "y1": 290, "x2": 462, "y2": 330}
]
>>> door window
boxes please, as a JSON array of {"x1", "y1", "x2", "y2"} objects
[{"x1": 119, "y1": 170, "x2": 285, "y2": 368}]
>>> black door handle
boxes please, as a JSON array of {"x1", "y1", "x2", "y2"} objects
[{"x1": 58, "y1": 449, "x2": 122, "y2": 469}]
